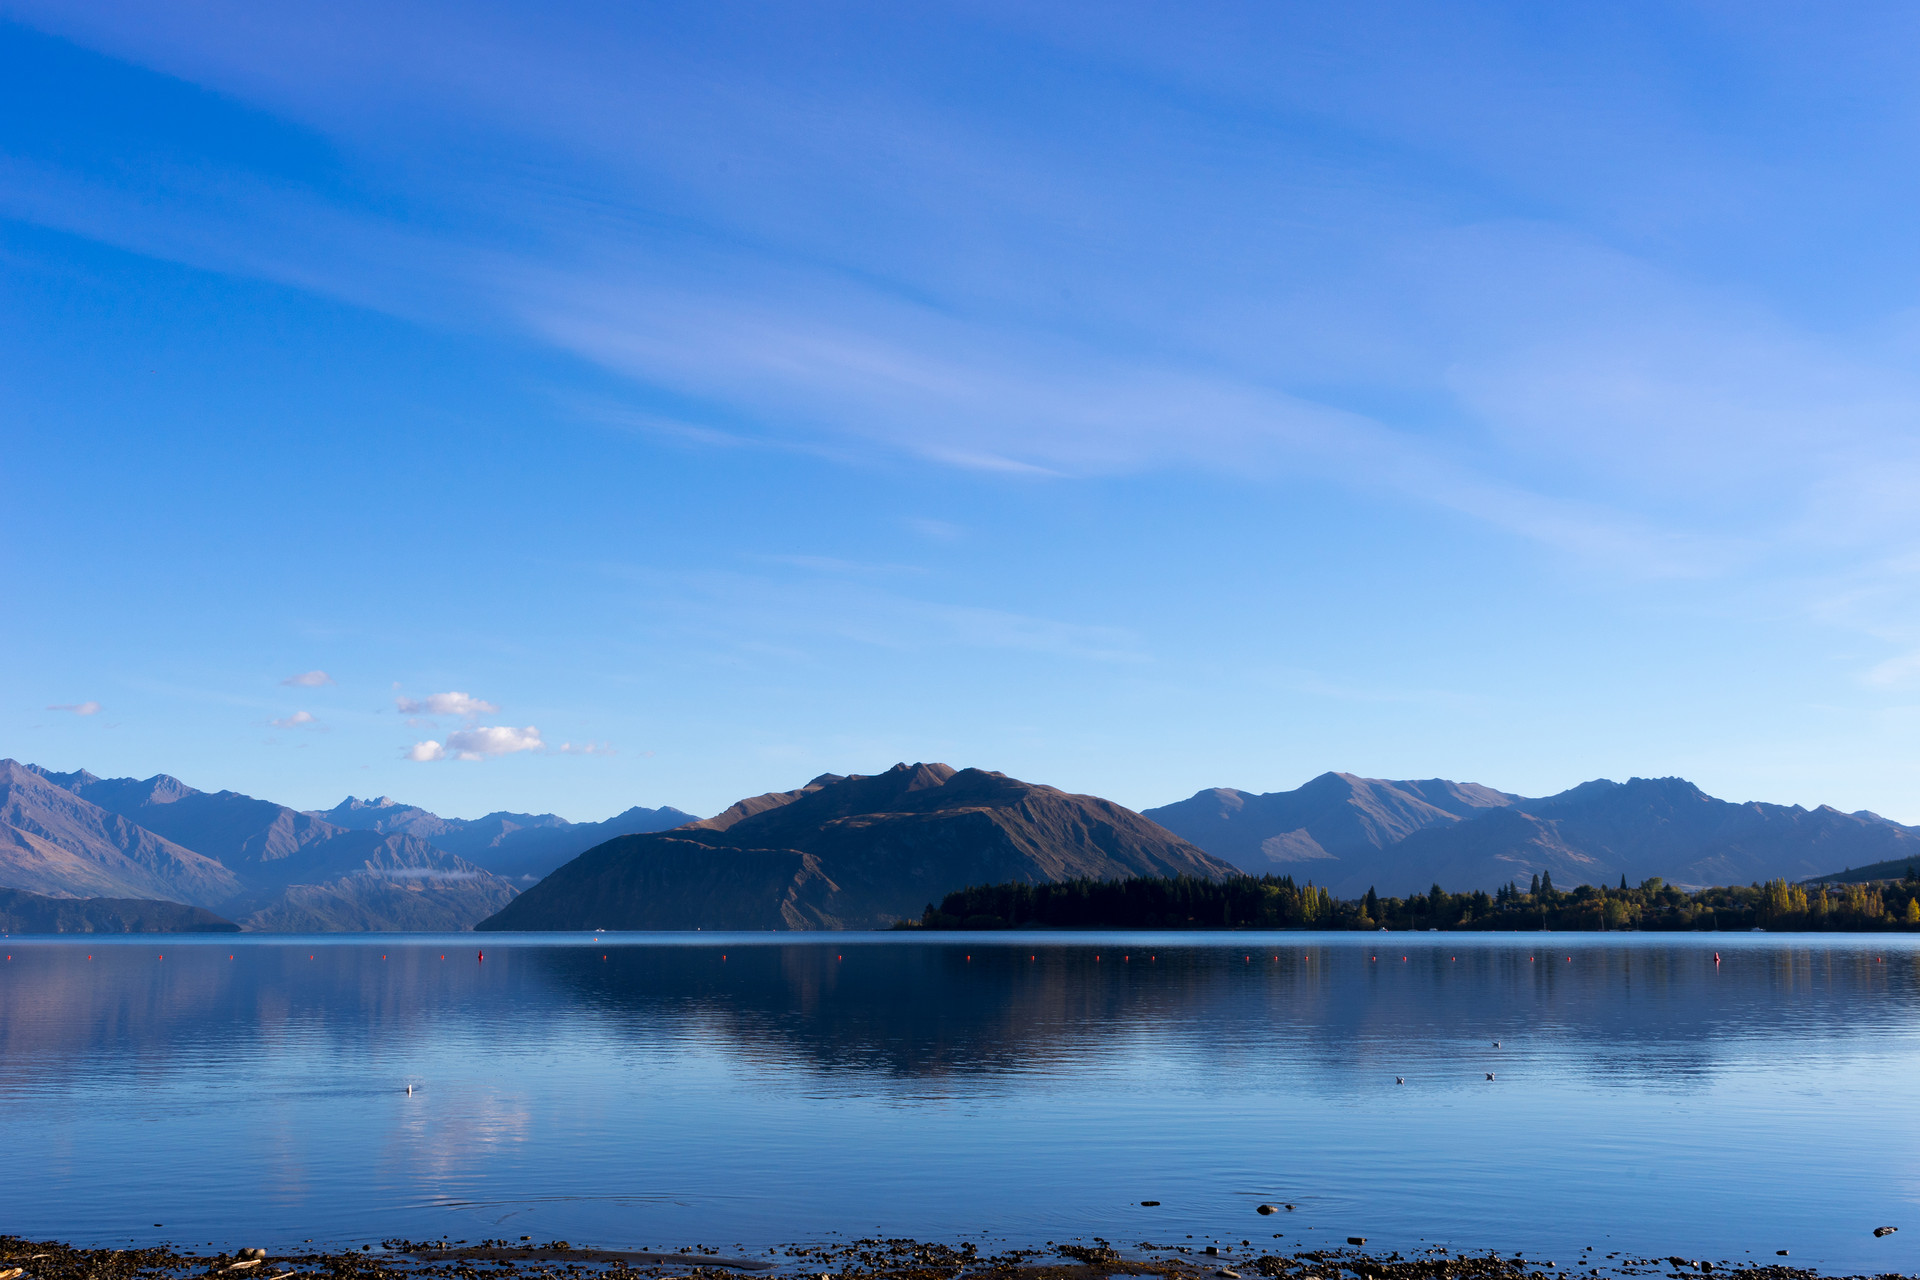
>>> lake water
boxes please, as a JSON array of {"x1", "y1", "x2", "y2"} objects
[{"x1": 3, "y1": 932, "x2": 1919, "y2": 1274}]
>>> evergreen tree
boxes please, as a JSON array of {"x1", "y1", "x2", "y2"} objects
[
  {"x1": 1540, "y1": 869, "x2": 1555, "y2": 895},
  {"x1": 1364, "y1": 886, "x2": 1379, "y2": 920},
  {"x1": 1529, "y1": 872, "x2": 1540, "y2": 895},
  {"x1": 1619, "y1": 874, "x2": 1628, "y2": 890}
]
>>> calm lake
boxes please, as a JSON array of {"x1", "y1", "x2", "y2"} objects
[{"x1": 3, "y1": 932, "x2": 1918, "y2": 1273}]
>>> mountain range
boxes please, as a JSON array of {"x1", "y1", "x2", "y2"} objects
[
  {"x1": 479, "y1": 762, "x2": 1233, "y2": 931},
  {"x1": 308, "y1": 795, "x2": 696, "y2": 882},
  {"x1": 1144, "y1": 771, "x2": 1920, "y2": 897},
  {"x1": 8, "y1": 754, "x2": 1920, "y2": 932},
  {"x1": 0, "y1": 760, "x2": 518, "y2": 930}
]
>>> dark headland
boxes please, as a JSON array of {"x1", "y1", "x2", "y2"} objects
[{"x1": 478, "y1": 763, "x2": 1232, "y2": 931}]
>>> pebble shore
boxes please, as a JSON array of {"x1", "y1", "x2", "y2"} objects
[{"x1": 1, "y1": 1236, "x2": 1904, "y2": 1280}]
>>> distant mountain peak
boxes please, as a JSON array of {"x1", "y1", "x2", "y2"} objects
[
  {"x1": 23, "y1": 763, "x2": 102, "y2": 790},
  {"x1": 326, "y1": 795, "x2": 410, "y2": 812}
]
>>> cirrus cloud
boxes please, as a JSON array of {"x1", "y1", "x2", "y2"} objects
[
  {"x1": 281, "y1": 670, "x2": 334, "y2": 687},
  {"x1": 407, "y1": 724, "x2": 544, "y2": 762},
  {"x1": 47, "y1": 701, "x2": 102, "y2": 715},
  {"x1": 396, "y1": 691, "x2": 499, "y2": 717}
]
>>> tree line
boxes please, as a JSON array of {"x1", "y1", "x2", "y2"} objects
[{"x1": 904, "y1": 868, "x2": 1920, "y2": 932}]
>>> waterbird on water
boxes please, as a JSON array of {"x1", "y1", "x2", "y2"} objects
[
  {"x1": 1486, "y1": 1072, "x2": 1496, "y2": 1080},
  {"x1": 1396, "y1": 1077, "x2": 1404, "y2": 1084}
]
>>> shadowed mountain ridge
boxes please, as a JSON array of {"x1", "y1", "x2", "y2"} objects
[
  {"x1": 0, "y1": 761, "x2": 243, "y2": 906},
  {"x1": 480, "y1": 762, "x2": 1234, "y2": 931}
]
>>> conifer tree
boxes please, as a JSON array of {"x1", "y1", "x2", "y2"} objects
[{"x1": 1540, "y1": 869, "x2": 1555, "y2": 895}]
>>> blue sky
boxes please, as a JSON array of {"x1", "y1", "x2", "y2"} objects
[{"x1": 7, "y1": 1, "x2": 1920, "y2": 821}]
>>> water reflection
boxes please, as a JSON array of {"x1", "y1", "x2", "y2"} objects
[
  {"x1": 3, "y1": 933, "x2": 1919, "y2": 1274},
  {"x1": 515, "y1": 936, "x2": 1920, "y2": 1085}
]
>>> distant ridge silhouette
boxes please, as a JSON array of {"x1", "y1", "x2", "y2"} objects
[{"x1": 1148, "y1": 772, "x2": 1920, "y2": 896}]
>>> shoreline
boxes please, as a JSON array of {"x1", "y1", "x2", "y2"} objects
[{"x1": 1, "y1": 1236, "x2": 1897, "y2": 1280}]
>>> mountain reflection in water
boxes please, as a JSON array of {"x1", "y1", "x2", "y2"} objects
[{"x1": 3, "y1": 933, "x2": 1919, "y2": 1274}]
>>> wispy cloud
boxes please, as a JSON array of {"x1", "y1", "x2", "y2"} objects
[
  {"x1": 905, "y1": 518, "x2": 964, "y2": 543},
  {"x1": 46, "y1": 701, "x2": 101, "y2": 715},
  {"x1": 751, "y1": 554, "x2": 926, "y2": 577},
  {"x1": 599, "y1": 561, "x2": 1148, "y2": 665},
  {"x1": 549, "y1": 740, "x2": 615, "y2": 756},
  {"x1": 17, "y1": 0, "x2": 1920, "y2": 686},
  {"x1": 0, "y1": 5, "x2": 1783, "y2": 583},
  {"x1": 396, "y1": 691, "x2": 498, "y2": 717},
  {"x1": 281, "y1": 670, "x2": 335, "y2": 687},
  {"x1": 270, "y1": 710, "x2": 318, "y2": 728}
]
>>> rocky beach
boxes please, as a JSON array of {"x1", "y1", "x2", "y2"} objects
[{"x1": 1, "y1": 1237, "x2": 1902, "y2": 1280}]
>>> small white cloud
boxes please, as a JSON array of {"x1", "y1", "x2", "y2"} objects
[
  {"x1": 47, "y1": 701, "x2": 102, "y2": 715},
  {"x1": 408, "y1": 725, "x2": 544, "y2": 762},
  {"x1": 395, "y1": 691, "x2": 499, "y2": 716},
  {"x1": 282, "y1": 670, "x2": 335, "y2": 687},
  {"x1": 367, "y1": 866, "x2": 488, "y2": 882},
  {"x1": 550, "y1": 740, "x2": 615, "y2": 755},
  {"x1": 448, "y1": 725, "x2": 543, "y2": 758},
  {"x1": 271, "y1": 710, "x2": 317, "y2": 729}
]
